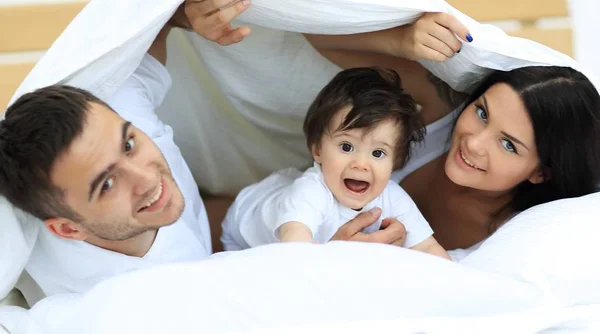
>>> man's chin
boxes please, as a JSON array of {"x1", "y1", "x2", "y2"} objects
[{"x1": 160, "y1": 194, "x2": 185, "y2": 228}]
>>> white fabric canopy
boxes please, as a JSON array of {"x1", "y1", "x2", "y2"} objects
[{"x1": 2, "y1": 0, "x2": 600, "y2": 332}]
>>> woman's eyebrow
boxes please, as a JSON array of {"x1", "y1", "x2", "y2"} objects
[
  {"x1": 501, "y1": 131, "x2": 529, "y2": 151},
  {"x1": 482, "y1": 95, "x2": 529, "y2": 151}
]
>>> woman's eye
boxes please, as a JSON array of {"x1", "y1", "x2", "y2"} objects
[
  {"x1": 372, "y1": 150, "x2": 386, "y2": 158},
  {"x1": 475, "y1": 106, "x2": 488, "y2": 123},
  {"x1": 340, "y1": 143, "x2": 353, "y2": 152},
  {"x1": 101, "y1": 177, "x2": 114, "y2": 193},
  {"x1": 501, "y1": 139, "x2": 517, "y2": 153},
  {"x1": 125, "y1": 137, "x2": 135, "y2": 152}
]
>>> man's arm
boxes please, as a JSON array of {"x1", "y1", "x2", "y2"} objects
[
  {"x1": 148, "y1": 0, "x2": 253, "y2": 65},
  {"x1": 168, "y1": 0, "x2": 251, "y2": 46}
]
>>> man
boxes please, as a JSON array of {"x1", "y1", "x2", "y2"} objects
[{"x1": 0, "y1": 3, "x2": 406, "y2": 302}]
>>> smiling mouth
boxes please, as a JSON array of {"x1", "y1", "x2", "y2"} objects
[
  {"x1": 138, "y1": 180, "x2": 164, "y2": 212},
  {"x1": 460, "y1": 150, "x2": 485, "y2": 171},
  {"x1": 344, "y1": 178, "x2": 370, "y2": 194}
]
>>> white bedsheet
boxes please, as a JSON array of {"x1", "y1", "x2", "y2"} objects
[
  {"x1": 0, "y1": 242, "x2": 597, "y2": 333},
  {"x1": 2, "y1": 0, "x2": 600, "y2": 332}
]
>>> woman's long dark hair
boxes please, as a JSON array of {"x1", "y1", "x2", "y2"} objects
[{"x1": 462, "y1": 66, "x2": 600, "y2": 230}]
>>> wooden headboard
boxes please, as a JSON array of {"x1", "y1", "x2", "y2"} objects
[
  {"x1": 448, "y1": 0, "x2": 572, "y2": 55},
  {"x1": 0, "y1": 2, "x2": 87, "y2": 110},
  {"x1": 0, "y1": 0, "x2": 572, "y2": 110}
]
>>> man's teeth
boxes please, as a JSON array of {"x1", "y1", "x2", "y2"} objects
[
  {"x1": 142, "y1": 182, "x2": 163, "y2": 209},
  {"x1": 460, "y1": 150, "x2": 477, "y2": 168}
]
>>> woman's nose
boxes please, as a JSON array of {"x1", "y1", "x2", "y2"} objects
[{"x1": 466, "y1": 132, "x2": 487, "y2": 157}]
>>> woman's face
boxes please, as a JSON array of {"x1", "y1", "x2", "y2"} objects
[{"x1": 445, "y1": 83, "x2": 544, "y2": 192}]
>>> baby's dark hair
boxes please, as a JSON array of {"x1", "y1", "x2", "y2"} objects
[{"x1": 303, "y1": 67, "x2": 425, "y2": 168}]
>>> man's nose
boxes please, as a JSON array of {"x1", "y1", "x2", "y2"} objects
[{"x1": 123, "y1": 160, "x2": 157, "y2": 195}]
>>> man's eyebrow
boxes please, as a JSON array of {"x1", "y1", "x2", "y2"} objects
[
  {"x1": 88, "y1": 122, "x2": 131, "y2": 201},
  {"x1": 482, "y1": 95, "x2": 529, "y2": 151}
]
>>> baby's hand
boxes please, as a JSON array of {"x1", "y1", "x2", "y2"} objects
[{"x1": 394, "y1": 12, "x2": 472, "y2": 62}]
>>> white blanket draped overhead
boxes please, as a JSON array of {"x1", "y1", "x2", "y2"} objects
[{"x1": 3, "y1": 0, "x2": 600, "y2": 332}]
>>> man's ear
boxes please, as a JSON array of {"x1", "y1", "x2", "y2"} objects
[
  {"x1": 528, "y1": 167, "x2": 551, "y2": 185},
  {"x1": 311, "y1": 143, "x2": 322, "y2": 164},
  {"x1": 44, "y1": 217, "x2": 89, "y2": 241}
]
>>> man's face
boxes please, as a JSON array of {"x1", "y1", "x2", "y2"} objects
[{"x1": 50, "y1": 102, "x2": 185, "y2": 241}]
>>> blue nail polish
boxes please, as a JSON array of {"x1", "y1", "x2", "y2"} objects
[{"x1": 466, "y1": 33, "x2": 473, "y2": 42}]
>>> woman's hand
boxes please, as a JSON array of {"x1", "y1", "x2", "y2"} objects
[
  {"x1": 393, "y1": 12, "x2": 472, "y2": 62},
  {"x1": 330, "y1": 208, "x2": 407, "y2": 246},
  {"x1": 171, "y1": 0, "x2": 251, "y2": 46},
  {"x1": 305, "y1": 12, "x2": 471, "y2": 63}
]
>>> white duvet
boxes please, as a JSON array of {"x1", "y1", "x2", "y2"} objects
[{"x1": 2, "y1": 0, "x2": 600, "y2": 332}]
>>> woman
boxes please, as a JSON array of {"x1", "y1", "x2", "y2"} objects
[{"x1": 303, "y1": 13, "x2": 600, "y2": 250}]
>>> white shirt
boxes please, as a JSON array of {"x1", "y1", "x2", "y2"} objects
[
  {"x1": 24, "y1": 54, "x2": 212, "y2": 299},
  {"x1": 224, "y1": 163, "x2": 433, "y2": 248}
]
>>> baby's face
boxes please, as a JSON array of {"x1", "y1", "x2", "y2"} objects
[{"x1": 313, "y1": 108, "x2": 400, "y2": 210}]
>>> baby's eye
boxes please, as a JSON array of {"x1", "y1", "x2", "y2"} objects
[
  {"x1": 340, "y1": 143, "x2": 354, "y2": 152},
  {"x1": 372, "y1": 150, "x2": 386, "y2": 159}
]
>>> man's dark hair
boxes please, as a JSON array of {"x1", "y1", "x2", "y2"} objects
[
  {"x1": 303, "y1": 67, "x2": 425, "y2": 168},
  {"x1": 0, "y1": 85, "x2": 111, "y2": 221}
]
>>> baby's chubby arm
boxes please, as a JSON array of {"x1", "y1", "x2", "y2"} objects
[
  {"x1": 410, "y1": 236, "x2": 451, "y2": 260},
  {"x1": 279, "y1": 222, "x2": 314, "y2": 243},
  {"x1": 273, "y1": 172, "x2": 331, "y2": 243}
]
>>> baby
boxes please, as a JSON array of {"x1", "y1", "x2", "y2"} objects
[{"x1": 221, "y1": 67, "x2": 449, "y2": 259}]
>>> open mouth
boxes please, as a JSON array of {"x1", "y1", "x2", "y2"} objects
[
  {"x1": 344, "y1": 178, "x2": 370, "y2": 194},
  {"x1": 459, "y1": 150, "x2": 485, "y2": 171},
  {"x1": 138, "y1": 180, "x2": 164, "y2": 212}
]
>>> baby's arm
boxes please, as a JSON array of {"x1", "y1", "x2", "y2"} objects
[
  {"x1": 410, "y1": 236, "x2": 451, "y2": 260},
  {"x1": 279, "y1": 222, "x2": 314, "y2": 243},
  {"x1": 273, "y1": 170, "x2": 331, "y2": 244}
]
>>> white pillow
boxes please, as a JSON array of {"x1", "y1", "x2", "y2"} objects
[
  {"x1": 461, "y1": 192, "x2": 600, "y2": 306},
  {"x1": 0, "y1": 197, "x2": 38, "y2": 300}
]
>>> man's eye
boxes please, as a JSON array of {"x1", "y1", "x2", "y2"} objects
[
  {"x1": 372, "y1": 150, "x2": 386, "y2": 158},
  {"x1": 125, "y1": 137, "x2": 135, "y2": 152},
  {"x1": 101, "y1": 177, "x2": 114, "y2": 193},
  {"x1": 340, "y1": 143, "x2": 353, "y2": 152}
]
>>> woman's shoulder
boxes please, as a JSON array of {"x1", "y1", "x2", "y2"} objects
[{"x1": 391, "y1": 109, "x2": 457, "y2": 183}]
